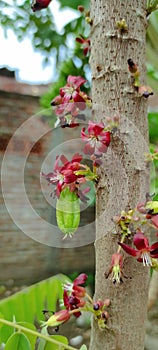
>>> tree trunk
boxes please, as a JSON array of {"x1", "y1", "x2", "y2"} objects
[{"x1": 89, "y1": 1, "x2": 150, "y2": 349}]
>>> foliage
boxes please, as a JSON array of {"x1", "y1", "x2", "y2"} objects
[
  {"x1": 147, "y1": 10, "x2": 158, "y2": 91},
  {"x1": 0, "y1": 275, "x2": 69, "y2": 342},
  {"x1": 0, "y1": 273, "x2": 97, "y2": 349},
  {"x1": 0, "y1": 0, "x2": 89, "y2": 65},
  {"x1": 0, "y1": 274, "x2": 90, "y2": 349}
]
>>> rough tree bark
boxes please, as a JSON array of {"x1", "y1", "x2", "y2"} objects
[{"x1": 89, "y1": 1, "x2": 150, "y2": 349}]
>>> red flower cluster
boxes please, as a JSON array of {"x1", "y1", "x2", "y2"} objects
[
  {"x1": 63, "y1": 273, "x2": 87, "y2": 318},
  {"x1": 76, "y1": 35, "x2": 91, "y2": 56},
  {"x1": 81, "y1": 121, "x2": 111, "y2": 165},
  {"x1": 51, "y1": 76, "x2": 91, "y2": 127},
  {"x1": 42, "y1": 273, "x2": 111, "y2": 331},
  {"x1": 42, "y1": 153, "x2": 90, "y2": 201},
  {"x1": 119, "y1": 230, "x2": 158, "y2": 266}
]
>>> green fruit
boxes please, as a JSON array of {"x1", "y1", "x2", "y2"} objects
[{"x1": 56, "y1": 188, "x2": 80, "y2": 237}]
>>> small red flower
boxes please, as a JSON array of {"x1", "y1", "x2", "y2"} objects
[
  {"x1": 81, "y1": 121, "x2": 111, "y2": 156},
  {"x1": 31, "y1": 0, "x2": 52, "y2": 11},
  {"x1": 51, "y1": 76, "x2": 91, "y2": 127},
  {"x1": 43, "y1": 309, "x2": 70, "y2": 327},
  {"x1": 105, "y1": 253, "x2": 124, "y2": 283},
  {"x1": 119, "y1": 230, "x2": 158, "y2": 266},
  {"x1": 60, "y1": 76, "x2": 86, "y2": 104},
  {"x1": 42, "y1": 153, "x2": 85, "y2": 197},
  {"x1": 76, "y1": 36, "x2": 91, "y2": 56}
]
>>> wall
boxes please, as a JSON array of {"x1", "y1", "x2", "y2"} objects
[{"x1": 0, "y1": 70, "x2": 95, "y2": 285}]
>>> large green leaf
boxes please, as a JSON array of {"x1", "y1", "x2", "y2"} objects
[
  {"x1": 0, "y1": 275, "x2": 71, "y2": 344},
  {"x1": 4, "y1": 332, "x2": 31, "y2": 350}
]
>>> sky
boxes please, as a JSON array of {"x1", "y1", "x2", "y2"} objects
[{"x1": 0, "y1": 0, "x2": 78, "y2": 84}]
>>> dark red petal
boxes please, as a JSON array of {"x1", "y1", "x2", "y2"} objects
[
  {"x1": 74, "y1": 311, "x2": 81, "y2": 318},
  {"x1": 87, "y1": 121, "x2": 104, "y2": 135},
  {"x1": 73, "y1": 273, "x2": 88, "y2": 286},
  {"x1": 59, "y1": 87, "x2": 66, "y2": 97},
  {"x1": 83, "y1": 47, "x2": 89, "y2": 56},
  {"x1": 150, "y1": 241, "x2": 158, "y2": 251},
  {"x1": 76, "y1": 37, "x2": 84, "y2": 43},
  {"x1": 150, "y1": 251, "x2": 158, "y2": 258},
  {"x1": 118, "y1": 242, "x2": 139, "y2": 257},
  {"x1": 72, "y1": 153, "x2": 83, "y2": 163},
  {"x1": 31, "y1": 0, "x2": 52, "y2": 11},
  {"x1": 150, "y1": 241, "x2": 158, "y2": 257},
  {"x1": 69, "y1": 295, "x2": 80, "y2": 305},
  {"x1": 133, "y1": 231, "x2": 149, "y2": 250},
  {"x1": 56, "y1": 182, "x2": 62, "y2": 197},
  {"x1": 64, "y1": 173, "x2": 77, "y2": 184},
  {"x1": 73, "y1": 285, "x2": 86, "y2": 297},
  {"x1": 63, "y1": 290, "x2": 70, "y2": 308},
  {"x1": 100, "y1": 131, "x2": 111, "y2": 146},
  {"x1": 151, "y1": 215, "x2": 158, "y2": 229},
  {"x1": 69, "y1": 123, "x2": 80, "y2": 128},
  {"x1": 73, "y1": 91, "x2": 85, "y2": 103},
  {"x1": 56, "y1": 309, "x2": 70, "y2": 322}
]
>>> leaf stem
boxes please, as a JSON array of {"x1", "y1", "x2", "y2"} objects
[{"x1": 0, "y1": 318, "x2": 78, "y2": 350}]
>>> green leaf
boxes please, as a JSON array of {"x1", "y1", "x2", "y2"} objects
[
  {"x1": 44, "y1": 335, "x2": 68, "y2": 350},
  {"x1": 79, "y1": 345, "x2": 88, "y2": 350},
  {"x1": 148, "y1": 112, "x2": 158, "y2": 143},
  {"x1": 4, "y1": 332, "x2": 31, "y2": 350},
  {"x1": 0, "y1": 274, "x2": 71, "y2": 344},
  {"x1": 16, "y1": 322, "x2": 37, "y2": 350},
  {"x1": 60, "y1": 0, "x2": 89, "y2": 9}
]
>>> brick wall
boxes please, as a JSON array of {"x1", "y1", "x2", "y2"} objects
[
  {"x1": 0, "y1": 71, "x2": 94, "y2": 285},
  {"x1": 0, "y1": 74, "x2": 53, "y2": 284}
]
